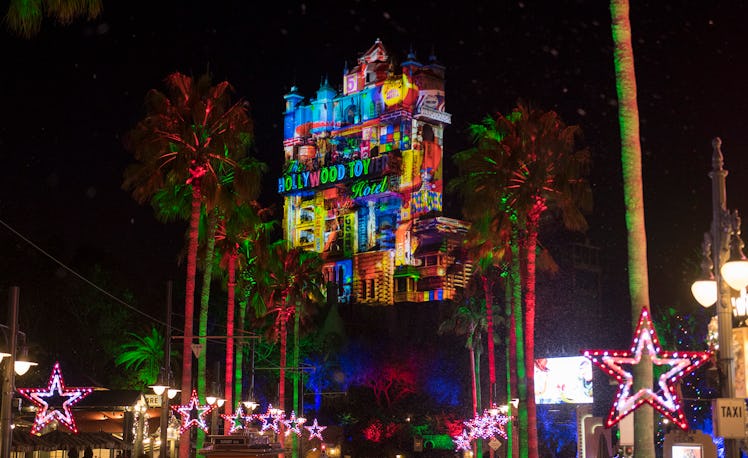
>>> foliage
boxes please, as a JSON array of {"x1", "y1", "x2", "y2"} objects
[
  {"x1": 114, "y1": 327, "x2": 164, "y2": 389},
  {"x1": 5, "y1": 0, "x2": 102, "y2": 38}
]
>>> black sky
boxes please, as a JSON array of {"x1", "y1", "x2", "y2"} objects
[{"x1": 2, "y1": 0, "x2": 748, "y2": 347}]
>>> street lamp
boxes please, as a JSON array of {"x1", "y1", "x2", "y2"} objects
[
  {"x1": 149, "y1": 281, "x2": 178, "y2": 458},
  {"x1": 690, "y1": 138, "x2": 748, "y2": 458}
]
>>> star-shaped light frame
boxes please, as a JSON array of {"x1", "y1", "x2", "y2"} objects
[
  {"x1": 304, "y1": 417, "x2": 327, "y2": 441},
  {"x1": 582, "y1": 307, "x2": 711, "y2": 430},
  {"x1": 259, "y1": 404, "x2": 282, "y2": 434},
  {"x1": 171, "y1": 389, "x2": 214, "y2": 433},
  {"x1": 221, "y1": 405, "x2": 247, "y2": 434},
  {"x1": 282, "y1": 410, "x2": 306, "y2": 437},
  {"x1": 17, "y1": 362, "x2": 93, "y2": 434}
]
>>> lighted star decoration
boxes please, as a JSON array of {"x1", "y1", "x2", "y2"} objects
[
  {"x1": 582, "y1": 306, "x2": 712, "y2": 430},
  {"x1": 304, "y1": 417, "x2": 327, "y2": 441},
  {"x1": 282, "y1": 410, "x2": 306, "y2": 437},
  {"x1": 221, "y1": 405, "x2": 247, "y2": 434},
  {"x1": 463, "y1": 410, "x2": 509, "y2": 440},
  {"x1": 171, "y1": 389, "x2": 214, "y2": 434},
  {"x1": 259, "y1": 405, "x2": 282, "y2": 434},
  {"x1": 452, "y1": 431, "x2": 472, "y2": 452},
  {"x1": 17, "y1": 362, "x2": 93, "y2": 434}
]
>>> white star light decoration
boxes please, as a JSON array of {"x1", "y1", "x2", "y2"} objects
[
  {"x1": 582, "y1": 307, "x2": 711, "y2": 430},
  {"x1": 451, "y1": 410, "x2": 510, "y2": 451},
  {"x1": 221, "y1": 405, "x2": 247, "y2": 434},
  {"x1": 282, "y1": 410, "x2": 306, "y2": 436},
  {"x1": 17, "y1": 362, "x2": 93, "y2": 434},
  {"x1": 259, "y1": 405, "x2": 282, "y2": 434},
  {"x1": 304, "y1": 418, "x2": 327, "y2": 441},
  {"x1": 172, "y1": 389, "x2": 214, "y2": 433}
]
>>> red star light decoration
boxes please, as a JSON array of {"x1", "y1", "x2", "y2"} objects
[
  {"x1": 18, "y1": 362, "x2": 93, "y2": 434},
  {"x1": 171, "y1": 389, "x2": 214, "y2": 433},
  {"x1": 304, "y1": 417, "x2": 326, "y2": 441},
  {"x1": 582, "y1": 307, "x2": 711, "y2": 430}
]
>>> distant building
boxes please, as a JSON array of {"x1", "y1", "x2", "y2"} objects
[{"x1": 278, "y1": 39, "x2": 470, "y2": 305}]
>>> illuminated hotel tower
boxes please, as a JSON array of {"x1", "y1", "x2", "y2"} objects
[{"x1": 279, "y1": 39, "x2": 470, "y2": 305}]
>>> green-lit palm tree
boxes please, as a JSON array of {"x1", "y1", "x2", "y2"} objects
[
  {"x1": 250, "y1": 241, "x2": 323, "y2": 450},
  {"x1": 115, "y1": 327, "x2": 164, "y2": 389},
  {"x1": 214, "y1": 201, "x2": 273, "y2": 425},
  {"x1": 438, "y1": 292, "x2": 487, "y2": 458},
  {"x1": 236, "y1": 212, "x2": 277, "y2": 404},
  {"x1": 123, "y1": 72, "x2": 260, "y2": 458},
  {"x1": 438, "y1": 294, "x2": 486, "y2": 418},
  {"x1": 610, "y1": 0, "x2": 654, "y2": 454},
  {"x1": 452, "y1": 103, "x2": 591, "y2": 458},
  {"x1": 5, "y1": 0, "x2": 101, "y2": 37}
]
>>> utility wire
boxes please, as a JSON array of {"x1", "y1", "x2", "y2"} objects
[{"x1": 0, "y1": 216, "x2": 174, "y2": 330}]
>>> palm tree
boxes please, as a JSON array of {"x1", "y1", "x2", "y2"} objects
[
  {"x1": 5, "y1": 0, "x2": 101, "y2": 37},
  {"x1": 452, "y1": 103, "x2": 591, "y2": 458},
  {"x1": 438, "y1": 294, "x2": 486, "y2": 418},
  {"x1": 251, "y1": 240, "x2": 324, "y2": 447},
  {"x1": 214, "y1": 201, "x2": 273, "y2": 427},
  {"x1": 235, "y1": 212, "x2": 277, "y2": 405},
  {"x1": 610, "y1": 1, "x2": 655, "y2": 455},
  {"x1": 115, "y1": 327, "x2": 164, "y2": 389},
  {"x1": 123, "y1": 72, "x2": 260, "y2": 458},
  {"x1": 438, "y1": 293, "x2": 487, "y2": 458}
]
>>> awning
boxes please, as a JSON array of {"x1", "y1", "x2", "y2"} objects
[
  {"x1": 11, "y1": 429, "x2": 54, "y2": 452},
  {"x1": 38, "y1": 430, "x2": 131, "y2": 450}
]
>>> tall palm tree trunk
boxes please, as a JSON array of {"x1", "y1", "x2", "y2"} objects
[
  {"x1": 610, "y1": 1, "x2": 654, "y2": 455},
  {"x1": 511, "y1": 228, "x2": 528, "y2": 458},
  {"x1": 235, "y1": 300, "x2": 247, "y2": 404},
  {"x1": 469, "y1": 345, "x2": 478, "y2": 416},
  {"x1": 179, "y1": 181, "x2": 202, "y2": 458},
  {"x1": 278, "y1": 308, "x2": 289, "y2": 448},
  {"x1": 224, "y1": 247, "x2": 237, "y2": 430},
  {"x1": 523, "y1": 202, "x2": 544, "y2": 458},
  {"x1": 474, "y1": 341, "x2": 483, "y2": 458},
  {"x1": 197, "y1": 209, "x2": 218, "y2": 450},
  {"x1": 483, "y1": 276, "x2": 497, "y2": 404},
  {"x1": 292, "y1": 305, "x2": 301, "y2": 458},
  {"x1": 506, "y1": 275, "x2": 516, "y2": 458}
]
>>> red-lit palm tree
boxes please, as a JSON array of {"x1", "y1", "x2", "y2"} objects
[{"x1": 123, "y1": 72, "x2": 260, "y2": 458}]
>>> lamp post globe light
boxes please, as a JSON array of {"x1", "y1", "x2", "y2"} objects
[{"x1": 690, "y1": 138, "x2": 748, "y2": 458}]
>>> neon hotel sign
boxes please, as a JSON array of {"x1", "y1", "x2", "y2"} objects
[{"x1": 278, "y1": 155, "x2": 389, "y2": 194}]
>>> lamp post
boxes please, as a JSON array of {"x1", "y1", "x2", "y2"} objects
[
  {"x1": 150, "y1": 281, "x2": 179, "y2": 458},
  {"x1": 0, "y1": 287, "x2": 37, "y2": 458},
  {"x1": 691, "y1": 138, "x2": 748, "y2": 458}
]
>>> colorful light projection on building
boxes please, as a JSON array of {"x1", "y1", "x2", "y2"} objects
[{"x1": 279, "y1": 39, "x2": 468, "y2": 305}]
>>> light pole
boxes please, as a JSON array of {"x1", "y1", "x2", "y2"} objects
[
  {"x1": 691, "y1": 138, "x2": 748, "y2": 458},
  {"x1": 150, "y1": 281, "x2": 180, "y2": 458}
]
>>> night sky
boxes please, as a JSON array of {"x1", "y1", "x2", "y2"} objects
[{"x1": 2, "y1": 1, "x2": 748, "y2": 358}]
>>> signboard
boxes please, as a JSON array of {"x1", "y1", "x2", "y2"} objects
[
  {"x1": 145, "y1": 394, "x2": 162, "y2": 408},
  {"x1": 712, "y1": 398, "x2": 746, "y2": 439},
  {"x1": 278, "y1": 156, "x2": 390, "y2": 194}
]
